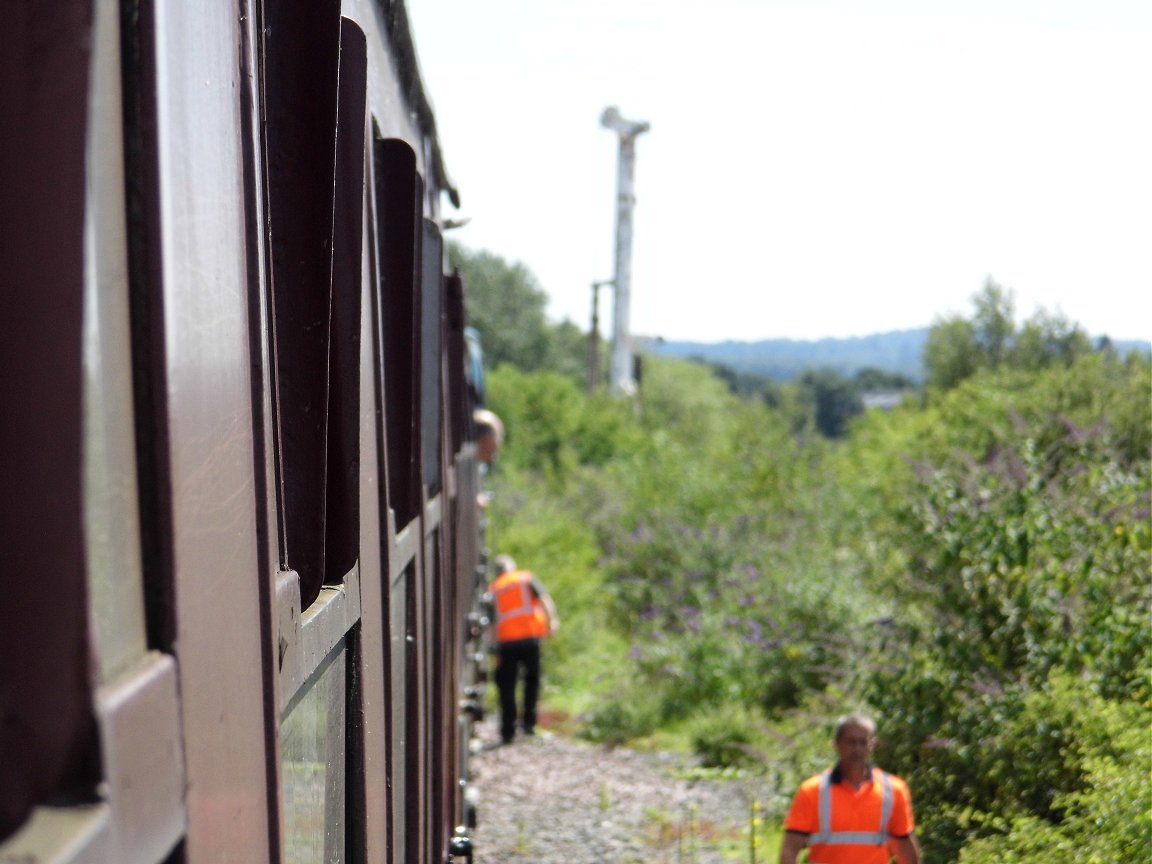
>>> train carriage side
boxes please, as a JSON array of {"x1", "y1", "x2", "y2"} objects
[{"x1": 0, "y1": 1, "x2": 486, "y2": 862}]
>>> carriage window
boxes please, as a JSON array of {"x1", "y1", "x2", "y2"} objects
[
  {"x1": 264, "y1": 12, "x2": 367, "y2": 862},
  {"x1": 372, "y1": 135, "x2": 423, "y2": 531},
  {"x1": 420, "y1": 219, "x2": 444, "y2": 495},
  {"x1": 1, "y1": 0, "x2": 100, "y2": 841},
  {"x1": 444, "y1": 273, "x2": 468, "y2": 456},
  {"x1": 322, "y1": 18, "x2": 368, "y2": 592},
  {"x1": 263, "y1": 4, "x2": 365, "y2": 609}
]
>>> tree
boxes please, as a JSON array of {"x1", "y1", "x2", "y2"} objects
[
  {"x1": 971, "y1": 277, "x2": 1015, "y2": 368},
  {"x1": 1010, "y1": 309, "x2": 1091, "y2": 370},
  {"x1": 923, "y1": 279, "x2": 1101, "y2": 392},
  {"x1": 448, "y1": 241, "x2": 551, "y2": 369},
  {"x1": 448, "y1": 241, "x2": 586, "y2": 376},
  {"x1": 853, "y1": 367, "x2": 916, "y2": 391},
  {"x1": 695, "y1": 359, "x2": 782, "y2": 405},
  {"x1": 544, "y1": 319, "x2": 588, "y2": 381},
  {"x1": 923, "y1": 315, "x2": 980, "y2": 390},
  {"x1": 798, "y1": 368, "x2": 863, "y2": 438},
  {"x1": 924, "y1": 278, "x2": 1014, "y2": 390}
]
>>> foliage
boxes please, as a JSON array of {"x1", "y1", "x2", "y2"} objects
[
  {"x1": 486, "y1": 364, "x2": 643, "y2": 482},
  {"x1": 796, "y1": 367, "x2": 864, "y2": 438},
  {"x1": 956, "y1": 699, "x2": 1151, "y2": 863},
  {"x1": 924, "y1": 277, "x2": 1096, "y2": 391},
  {"x1": 886, "y1": 414, "x2": 1148, "y2": 698},
  {"x1": 579, "y1": 691, "x2": 662, "y2": 746},
  {"x1": 858, "y1": 352, "x2": 1151, "y2": 861},
  {"x1": 971, "y1": 276, "x2": 1016, "y2": 367},
  {"x1": 689, "y1": 360, "x2": 911, "y2": 439},
  {"x1": 474, "y1": 256, "x2": 1150, "y2": 862},
  {"x1": 576, "y1": 359, "x2": 884, "y2": 723},
  {"x1": 852, "y1": 366, "x2": 916, "y2": 391},
  {"x1": 871, "y1": 674, "x2": 1152, "y2": 863},
  {"x1": 923, "y1": 315, "x2": 981, "y2": 390},
  {"x1": 1012, "y1": 308, "x2": 1092, "y2": 371},
  {"x1": 650, "y1": 329, "x2": 933, "y2": 384},
  {"x1": 687, "y1": 704, "x2": 769, "y2": 769},
  {"x1": 699, "y1": 358, "x2": 784, "y2": 405},
  {"x1": 449, "y1": 240, "x2": 585, "y2": 376},
  {"x1": 485, "y1": 356, "x2": 873, "y2": 734},
  {"x1": 482, "y1": 462, "x2": 632, "y2": 719}
]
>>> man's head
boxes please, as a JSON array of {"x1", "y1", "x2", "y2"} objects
[
  {"x1": 493, "y1": 554, "x2": 517, "y2": 574},
  {"x1": 473, "y1": 408, "x2": 505, "y2": 465},
  {"x1": 834, "y1": 713, "x2": 878, "y2": 770}
]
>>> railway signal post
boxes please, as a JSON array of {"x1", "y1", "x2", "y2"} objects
[{"x1": 600, "y1": 106, "x2": 649, "y2": 396}]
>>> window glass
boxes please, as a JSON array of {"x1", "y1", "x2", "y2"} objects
[
  {"x1": 83, "y1": 21, "x2": 148, "y2": 678},
  {"x1": 388, "y1": 564, "x2": 416, "y2": 864},
  {"x1": 281, "y1": 645, "x2": 347, "y2": 864}
]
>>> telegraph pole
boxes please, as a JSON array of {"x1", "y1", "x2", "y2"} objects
[
  {"x1": 600, "y1": 106, "x2": 649, "y2": 396},
  {"x1": 587, "y1": 279, "x2": 613, "y2": 393}
]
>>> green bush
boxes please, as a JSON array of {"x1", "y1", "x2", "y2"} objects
[
  {"x1": 480, "y1": 331, "x2": 1149, "y2": 864},
  {"x1": 579, "y1": 694, "x2": 661, "y2": 746},
  {"x1": 487, "y1": 364, "x2": 643, "y2": 483},
  {"x1": 860, "y1": 360, "x2": 1150, "y2": 860},
  {"x1": 688, "y1": 704, "x2": 767, "y2": 769},
  {"x1": 956, "y1": 686, "x2": 1151, "y2": 864}
]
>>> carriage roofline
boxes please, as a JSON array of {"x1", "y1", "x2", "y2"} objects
[{"x1": 380, "y1": 0, "x2": 460, "y2": 207}]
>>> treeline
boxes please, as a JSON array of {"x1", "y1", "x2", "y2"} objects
[
  {"x1": 454, "y1": 242, "x2": 1151, "y2": 862},
  {"x1": 651, "y1": 330, "x2": 930, "y2": 383},
  {"x1": 651, "y1": 286, "x2": 1149, "y2": 387}
]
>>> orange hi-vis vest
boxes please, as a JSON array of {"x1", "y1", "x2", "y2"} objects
[
  {"x1": 813, "y1": 768, "x2": 893, "y2": 848},
  {"x1": 784, "y1": 766, "x2": 914, "y2": 864},
  {"x1": 491, "y1": 570, "x2": 549, "y2": 642}
]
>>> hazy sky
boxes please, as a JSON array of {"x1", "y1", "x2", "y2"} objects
[{"x1": 407, "y1": 0, "x2": 1151, "y2": 342}]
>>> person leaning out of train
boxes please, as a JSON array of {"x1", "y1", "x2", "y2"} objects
[
  {"x1": 488, "y1": 554, "x2": 558, "y2": 745},
  {"x1": 473, "y1": 407, "x2": 505, "y2": 466},
  {"x1": 779, "y1": 712, "x2": 920, "y2": 864}
]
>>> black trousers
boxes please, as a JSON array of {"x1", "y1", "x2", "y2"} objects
[{"x1": 494, "y1": 638, "x2": 541, "y2": 742}]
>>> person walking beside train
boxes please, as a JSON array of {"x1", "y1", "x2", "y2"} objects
[
  {"x1": 779, "y1": 713, "x2": 920, "y2": 864},
  {"x1": 488, "y1": 554, "x2": 558, "y2": 744}
]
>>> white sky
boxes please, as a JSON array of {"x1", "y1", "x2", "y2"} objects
[{"x1": 407, "y1": 0, "x2": 1151, "y2": 342}]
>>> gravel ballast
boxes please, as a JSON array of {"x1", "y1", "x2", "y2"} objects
[{"x1": 465, "y1": 719, "x2": 783, "y2": 864}]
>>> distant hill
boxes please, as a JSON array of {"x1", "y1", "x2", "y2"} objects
[
  {"x1": 645, "y1": 329, "x2": 932, "y2": 382},
  {"x1": 644, "y1": 330, "x2": 1150, "y2": 383}
]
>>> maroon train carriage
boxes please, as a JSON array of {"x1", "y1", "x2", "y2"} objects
[{"x1": 1, "y1": 1, "x2": 491, "y2": 862}]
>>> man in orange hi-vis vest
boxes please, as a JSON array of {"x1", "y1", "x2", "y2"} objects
[
  {"x1": 780, "y1": 713, "x2": 921, "y2": 864},
  {"x1": 488, "y1": 554, "x2": 559, "y2": 744}
]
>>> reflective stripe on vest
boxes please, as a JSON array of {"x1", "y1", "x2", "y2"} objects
[
  {"x1": 492, "y1": 571, "x2": 547, "y2": 641},
  {"x1": 812, "y1": 768, "x2": 892, "y2": 846}
]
